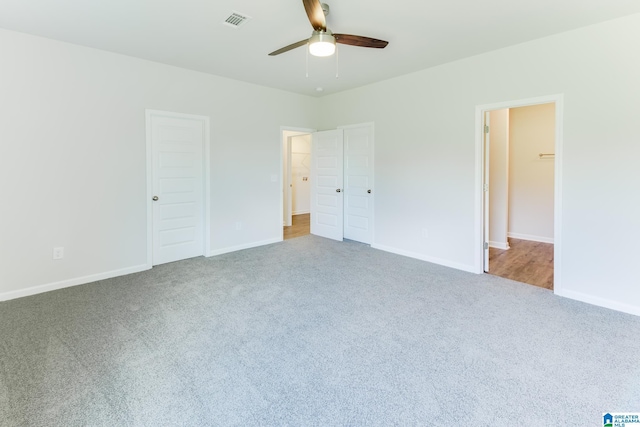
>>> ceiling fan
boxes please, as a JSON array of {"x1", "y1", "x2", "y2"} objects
[{"x1": 268, "y1": 0, "x2": 388, "y2": 57}]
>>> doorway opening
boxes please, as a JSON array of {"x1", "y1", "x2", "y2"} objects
[
  {"x1": 476, "y1": 95, "x2": 563, "y2": 293},
  {"x1": 280, "y1": 124, "x2": 375, "y2": 244},
  {"x1": 282, "y1": 128, "x2": 314, "y2": 240}
]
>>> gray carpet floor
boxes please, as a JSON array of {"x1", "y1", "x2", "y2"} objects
[{"x1": 1, "y1": 235, "x2": 639, "y2": 426}]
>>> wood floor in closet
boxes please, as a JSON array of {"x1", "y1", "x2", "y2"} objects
[{"x1": 489, "y1": 238, "x2": 554, "y2": 290}]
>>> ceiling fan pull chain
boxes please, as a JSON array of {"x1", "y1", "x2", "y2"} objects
[
  {"x1": 306, "y1": 46, "x2": 309, "y2": 78},
  {"x1": 336, "y1": 45, "x2": 339, "y2": 78}
]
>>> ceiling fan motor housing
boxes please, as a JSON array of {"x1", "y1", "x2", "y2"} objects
[
  {"x1": 267, "y1": 0, "x2": 388, "y2": 56},
  {"x1": 309, "y1": 30, "x2": 336, "y2": 56}
]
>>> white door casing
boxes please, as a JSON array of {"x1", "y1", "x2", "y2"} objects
[
  {"x1": 310, "y1": 129, "x2": 344, "y2": 241},
  {"x1": 483, "y1": 112, "x2": 490, "y2": 272},
  {"x1": 342, "y1": 124, "x2": 374, "y2": 244},
  {"x1": 475, "y1": 94, "x2": 563, "y2": 293},
  {"x1": 146, "y1": 110, "x2": 210, "y2": 266}
]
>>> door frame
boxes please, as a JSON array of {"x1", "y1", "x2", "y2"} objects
[
  {"x1": 280, "y1": 126, "x2": 315, "y2": 235},
  {"x1": 474, "y1": 94, "x2": 564, "y2": 293},
  {"x1": 145, "y1": 109, "x2": 211, "y2": 267},
  {"x1": 483, "y1": 112, "x2": 491, "y2": 271},
  {"x1": 284, "y1": 135, "x2": 292, "y2": 227}
]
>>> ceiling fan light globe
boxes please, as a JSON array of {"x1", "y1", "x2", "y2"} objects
[
  {"x1": 309, "y1": 33, "x2": 336, "y2": 57},
  {"x1": 309, "y1": 41, "x2": 335, "y2": 56}
]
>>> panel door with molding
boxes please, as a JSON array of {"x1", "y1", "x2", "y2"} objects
[
  {"x1": 343, "y1": 125, "x2": 374, "y2": 244},
  {"x1": 310, "y1": 130, "x2": 344, "y2": 241},
  {"x1": 150, "y1": 113, "x2": 205, "y2": 265}
]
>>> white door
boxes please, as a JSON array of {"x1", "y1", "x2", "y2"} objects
[
  {"x1": 310, "y1": 130, "x2": 344, "y2": 241},
  {"x1": 343, "y1": 125, "x2": 374, "y2": 244},
  {"x1": 149, "y1": 112, "x2": 206, "y2": 265},
  {"x1": 483, "y1": 112, "x2": 491, "y2": 272}
]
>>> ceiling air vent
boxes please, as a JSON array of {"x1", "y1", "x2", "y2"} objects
[{"x1": 223, "y1": 12, "x2": 251, "y2": 29}]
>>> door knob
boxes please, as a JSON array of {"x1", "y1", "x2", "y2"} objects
[
  {"x1": 336, "y1": 189, "x2": 341, "y2": 193},
  {"x1": 152, "y1": 196, "x2": 159, "y2": 201},
  {"x1": 367, "y1": 189, "x2": 372, "y2": 194}
]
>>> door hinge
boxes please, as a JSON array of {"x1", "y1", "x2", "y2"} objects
[
  {"x1": 484, "y1": 125, "x2": 489, "y2": 134},
  {"x1": 484, "y1": 242, "x2": 489, "y2": 250},
  {"x1": 483, "y1": 183, "x2": 488, "y2": 192}
]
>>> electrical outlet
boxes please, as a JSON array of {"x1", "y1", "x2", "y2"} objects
[
  {"x1": 53, "y1": 247, "x2": 64, "y2": 259},
  {"x1": 235, "y1": 221, "x2": 242, "y2": 231},
  {"x1": 421, "y1": 229, "x2": 429, "y2": 239}
]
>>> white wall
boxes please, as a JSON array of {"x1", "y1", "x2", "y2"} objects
[
  {"x1": 291, "y1": 134, "x2": 311, "y2": 215},
  {"x1": 316, "y1": 14, "x2": 640, "y2": 315},
  {"x1": 508, "y1": 103, "x2": 555, "y2": 243},
  {"x1": 0, "y1": 28, "x2": 317, "y2": 299},
  {"x1": 488, "y1": 109, "x2": 509, "y2": 249},
  {"x1": 2, "y1": 14, "x2": 640, "y2": 316}
]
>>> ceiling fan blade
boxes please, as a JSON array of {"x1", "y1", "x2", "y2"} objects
[
  {"x1": 268, "y1": 39, "x2": 309, "y2": 56},
  {"x1": 302, "y1": 0, "x2": 326, "y2": 31},
  {"x1": 334, "y1": 34, "x2": 389, "y2": 49}
]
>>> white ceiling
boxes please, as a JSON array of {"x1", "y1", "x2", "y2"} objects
[{"x1": 1, "y1": 0, "x2": 639, "y2": 97}]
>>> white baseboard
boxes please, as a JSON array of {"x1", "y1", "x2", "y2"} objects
[
  {"x1": 0, "y1": 264, "x2": 151, "y2": 302},
  {"x1": 555, "y1": 288, "x2": 640, "y2": 317},
  {"x1": 489, "y1": 241, "x2": 510, "y2": 250},
  {"x1": 508, "y1": 232, "x2": 554, "y2": 244},
  {"x1": 371, "y1": 244, "x2": 476, "y2": 273},
  {"x1": 208, "y1": 238, "x2": 282, "y2": 257},
  {"x1": 292, "y1": 210, "x2": 310, "y2": 216}
]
